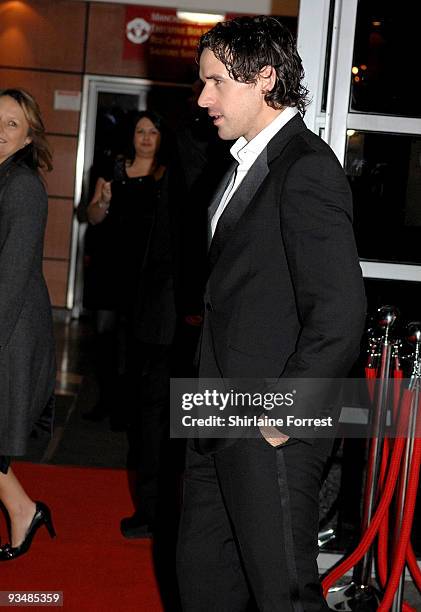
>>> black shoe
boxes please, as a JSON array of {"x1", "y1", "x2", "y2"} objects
[
  {"x1": 0, "y1": 501, "x2": 56, "y2": 561},
  {"x1": 120, "y1": 514, "x2": 153, "y2": 539}
]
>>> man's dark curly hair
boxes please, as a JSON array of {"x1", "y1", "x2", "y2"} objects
[{"x1": 198, "y1": 16, "x2": 309, "y2": 115}]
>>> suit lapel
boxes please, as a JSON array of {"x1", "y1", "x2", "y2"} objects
[
  {"x1": 207, "y1": 113, "x2": 308, "y2": 270},
  {"x1": 208, "y1": 149, "x2": 269, "y2": 269}
]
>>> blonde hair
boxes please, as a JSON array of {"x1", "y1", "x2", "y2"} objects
[{"x1": 1, "y1": 88, "x2": 53, "y2": 172}]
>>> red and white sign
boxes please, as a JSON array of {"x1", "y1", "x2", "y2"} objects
[{"x1": 123, "y1": 6, "x2": 241, "y2": 81}]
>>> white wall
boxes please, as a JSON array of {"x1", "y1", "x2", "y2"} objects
[{"x1": 70, "y1": 0, "x2": 299, "y2": 17}]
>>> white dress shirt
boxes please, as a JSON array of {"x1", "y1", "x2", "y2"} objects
[{"x1": 211, "y1": 106, "x2": 298, "y2": 238}]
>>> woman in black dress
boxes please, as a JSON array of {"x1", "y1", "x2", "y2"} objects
[
  {"x1": 0, "y1": 89, "x2": 56, "y2": 560},
  {"x1": 85, "y1": 111, "x2": 173, "y2": 424},
  {"x1": 87, "y1": 110, "x2": 181, "y2": 536}
]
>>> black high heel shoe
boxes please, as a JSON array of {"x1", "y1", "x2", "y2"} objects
[{"x1": 0, "y1": 501, "x2": 56, "y2": 561}]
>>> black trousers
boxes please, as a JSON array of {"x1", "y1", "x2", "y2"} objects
[
  {"x1": 125, "y1": 321, "x2": 199, "y2": 523},
  {"x1": 125, "y1": 341, "x2": 172, "y2": 523},
  {"x1": 177, "y1": 437, "x2": 330, "y2": 612},
  {"x1": 92, "y1": 309, "x2": 120, "y2": 416}
]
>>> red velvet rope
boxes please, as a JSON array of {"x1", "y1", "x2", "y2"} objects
[
  {"x1": 378, "y1": 437, "x2": 421, "y2": 610},
  {"x1": 323, "y1": 372, "x2": 421, "y2": 609},
  {"x1": 322, "y1": 434, "x2": 405, "y2": 595}
]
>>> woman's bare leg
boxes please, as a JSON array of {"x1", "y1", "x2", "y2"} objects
[{"x1": 0, "y1": 467, "x2": 36, "y2": 547}]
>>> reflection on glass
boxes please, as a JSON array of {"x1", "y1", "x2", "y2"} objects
[
  {"x1": 345, "y1": 131, "x2": 421, "y2": 263},
  {"x1": 94, "y1": 93, "x2": 141, "y2": 183},
  {"x1": 364, "y1": 279, "x2": 421, "y2": 324},
  {"x1": 350, "y1": 0, "x2": 421, "y2": 116}
]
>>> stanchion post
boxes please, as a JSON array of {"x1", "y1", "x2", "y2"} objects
[
  {"x1": 325, "y1": 306, "x2": 399, "y2": 611},
  {"x1": 391, "y1": 323, "x2": 421, "y2": 612},
  {"x1": 354, "y1": 306, "x2": 397, "y2": 588}
]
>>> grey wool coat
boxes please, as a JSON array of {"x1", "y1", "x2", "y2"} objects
[{"x1": 0, "y1": 155, "x2": 56, "y2": 456}]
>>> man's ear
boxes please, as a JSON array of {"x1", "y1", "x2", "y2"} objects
[{"x1": 259, "y1": 65, "x2": 276, "y2": 95}]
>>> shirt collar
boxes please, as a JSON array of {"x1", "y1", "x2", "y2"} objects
[{"x1": 231, "y1": 106, "x2": 299, "y2": 165}]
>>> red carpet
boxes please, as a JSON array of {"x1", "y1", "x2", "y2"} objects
[{"x1": 0, "y1": 463, "x2": 164, "y2": 611}]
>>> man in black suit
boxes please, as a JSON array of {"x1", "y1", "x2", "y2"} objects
[{"x1": 176, "y1": 16, "x2": 366, "y2": 611}]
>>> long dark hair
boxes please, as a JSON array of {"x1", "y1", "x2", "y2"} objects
[
  {"x1": 124, "y1": 110, "x2": 169, "y2": 166},
  {"x1": 0, "y1": 88, "x2": 53, "y2": 172},
  {"x1": 198, "y1": 16, "x2": 310, "y2": 115}
]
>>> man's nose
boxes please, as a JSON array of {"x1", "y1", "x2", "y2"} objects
[{"x1": 197, "y1": 86, "x2": 211, "y2": 108}]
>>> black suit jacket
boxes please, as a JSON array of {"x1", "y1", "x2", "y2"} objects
[{"x1": 198, "y1": 114, "x2": 366, "y2": 452}]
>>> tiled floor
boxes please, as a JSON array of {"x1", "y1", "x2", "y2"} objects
[{"x1": 24, "y1": 311, "x2": 128, "y2": 468}]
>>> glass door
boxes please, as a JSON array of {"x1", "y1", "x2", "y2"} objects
[
  {"x1": 69, "y1": 76, "x2": 190, "y2": 316},
  {"x1": 298, "y1": 0, "x2": 421, "y2": 570},
  {"x1": 298, "y1": 0, "x2": 421, "y2": 284}
]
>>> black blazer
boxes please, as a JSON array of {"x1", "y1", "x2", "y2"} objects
[{"x1": 198, "y1": 115, "x2": 366, "y2": 452}]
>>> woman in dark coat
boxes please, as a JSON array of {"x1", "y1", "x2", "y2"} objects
[{"x1": 0, "y1": 89, "x2": 56, "y2": 560}]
